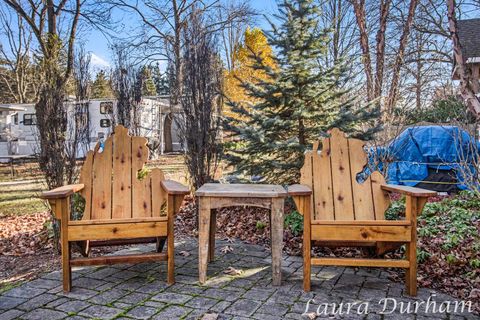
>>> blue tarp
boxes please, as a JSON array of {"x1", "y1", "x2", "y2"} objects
[{"x1": 369, "y1": 126, "x2": 479, "y2": 190}]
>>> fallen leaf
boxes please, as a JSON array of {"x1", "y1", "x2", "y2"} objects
[
  {"x1": 179, "y1": 250, "x2": 191, "y2": 257},
  {"x1": 220, "y1": 245, "x2": 234, "y2": 254},
  {"x1": 201, "y1": 313, "x2": 218, "y2": 320},
  {"x1": 302, "y1": 312, "x2": 317, "y2": 319},
  {"x1": 223, "y1": 266, "x2": 242, "y2": 276},
  {"x1": 224, "y1": 237, "x2": 235, "y2": 243}
]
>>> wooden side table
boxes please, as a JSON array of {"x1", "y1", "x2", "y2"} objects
[{"x1": 196, "y1": 183, "x2": 287, "y2": 286}]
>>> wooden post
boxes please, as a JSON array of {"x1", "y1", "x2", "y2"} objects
[
  {"x1": 208, "y1": 210, "x2": 216, "y2": 263},
  {"x1": 405, "y1": 195, "x2": 418, "y2": 296},
  {"x1": 198, "y1": 196, "x2": 211, "y2": 284},
  {"x1": 302, "y1": 196, "x2": 312, "y2": 291},
  {"x1": 10, "y1": 158, "x2": 14, "y2": 179},
  {"x1": 167, "y1": 194, "x2": 175, "y2": 284},
  {"x1": 270, "y1": 197, "x2": 284, "y2": 286},
  {"x1": 59, "y1": 197, "x2": 72, "y2": 292}
]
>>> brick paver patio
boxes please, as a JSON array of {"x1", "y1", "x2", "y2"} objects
[{"x1": 0, "y1": 239, "x2": 477, "y2": 320}]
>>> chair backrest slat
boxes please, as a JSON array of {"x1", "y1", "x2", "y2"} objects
[
  {"x1": 79, "y1": 152, "x2": 93, "y2": 220},
  {"x1": 132, "y1": 136, "x2": 153, "y2": 218},
  {"x1": 112, "y1": 126, "x2": 133, "y2": 219},
  {"x1": 329, "y1": 129, "x2": 355, "y2": 220},
  {"x1": 312, "y1": 140, "x2": 335, "y2": 220},
  {"x1": 371, "y1": 171, "x2": 390, "y2": 220},
  {"x1": 79, "y1": 125, "x2": 167, "y2": 221},
  {"x1": 91, "y1": 137, "x2": 113, "y2": 219},
  {"x1": 301, "y1": 128, "x2": 390, "y2": 221},
  {"x1": 348, "y1": 138, "x2": 375, "y2": 220},
  {"x1": 151, "y1": 169, "x2": 166, "y2": 217}
]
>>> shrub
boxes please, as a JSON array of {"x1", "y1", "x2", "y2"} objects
[{"x1": 285, "y1": 211, "x2": 303, "y2": 236}]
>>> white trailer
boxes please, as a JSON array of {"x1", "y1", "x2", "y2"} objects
[{"x1": 0, "y1": 97, "x2": 184, "y2": 157}]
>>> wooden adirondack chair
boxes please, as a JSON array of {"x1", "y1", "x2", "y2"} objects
[
  {"x1": 41, "y1": 125, "x2": 189, "y2": 292},
  {"x1": 288, "y1": 128, "x2": 436, "y2": 295}
]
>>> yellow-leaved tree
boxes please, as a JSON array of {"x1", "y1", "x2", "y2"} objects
[{"x1": 223, "y1": 27, "x2": 276, "y2": 119}]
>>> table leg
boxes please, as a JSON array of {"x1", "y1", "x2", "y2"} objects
[
  {"x1": 208, "y1": 210, "x2": 216, "y2": 262},
  {"x1": 271, "y1": 197, "x2": 284, "y2": 286},
  {"x1": 198, "y1": 197, "x2": 211, "y2": 284}
]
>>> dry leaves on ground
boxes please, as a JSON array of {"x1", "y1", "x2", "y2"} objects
[{"x1": 0, "y1": 211, "x2": 52, "y2": 256}]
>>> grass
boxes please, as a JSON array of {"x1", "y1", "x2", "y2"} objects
[
  {"x1": 0, "y1": 180, "x2": 47, "y2": 217},
  {"x1": 0, "y1": 159, "x2": 46, "y2": 217},
  {"x1": 0, "y1": 160, "x2": 43, "y2": 183},
  {"x1": 0, "y1": 281, "x2": 21, "y2": 294}
]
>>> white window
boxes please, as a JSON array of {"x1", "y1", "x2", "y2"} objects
[
  {"x1": 100, "y1": 119, "x2": 111, "y2": 128},
  {"x1": 100, "y1": 102, "x2": 113, "y2": 114},
  {"x1": 23, "y1": 114, "x2": 36, "y2": 125}
]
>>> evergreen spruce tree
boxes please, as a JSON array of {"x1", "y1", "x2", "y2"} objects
[
  {"x1": 152, "y1": 63, "x2": 170, "y2": 95},
  {"x1": 224, "y1": 0, "x2": 379, "y2": 184},
  {"x1": 91, "y1": 70, "x2": 114, "y2": 98},
  {"x1": 140, "y1": 66, "x2": 157, "y2": 96}
]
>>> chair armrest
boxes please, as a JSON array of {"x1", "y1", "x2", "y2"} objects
[
  {"x1": 287, "y1": 184, "x2": 312, "y2": 196},
  {"x1": 381, "y1": 184, "x2": 437, "y2": 197},
  {"x1": 41, "y1": 184, "x2": 84, "y2": 200},
  {"x1": 161, "y1": 180, "x2": 190, "y2": 195}
]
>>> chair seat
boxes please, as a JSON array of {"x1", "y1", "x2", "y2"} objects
[
  {"x1": 311, "y1": 223, "x2": 412, "y2": 242},
  {"x1": 68, "y1": 217, "x2": 168, "y2": 226},
  {"x1": 311, "y1": 220, "x2": 410, "y2": 226},
  {"x1": 68, "y1": 217, "x2": 168, "y2": 241},
  {"x1": 313, "y1": 240, "x2": 377, "y2": 247}
]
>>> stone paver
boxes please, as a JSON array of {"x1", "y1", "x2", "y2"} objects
[
  {"x1": 16, "y1": 294, "x2": 58, "y2": 312},
  {"x1": 126, "y1": 305, "x2": 159, "y2": 319},
  {"x1": 152, "y1": 305, "x2": 191, "y2": 319},
  {"x1": 0, "y1": 296, "x2": 27, "y2": 309},
  {"x1": 225, "y1": 299, "x2": 262, "y2": 317},
  {"x1": 56, "y1": 299, "x2": 91, "y2": 313},
  {"x1": 0, "y1": 239, "x2": 477, "y2": 320},
  {"x1": 21, "y1": 308, "x2": 66, "y2": 320},
  {"x1": 0, "y1": 309, "x2": 24, "y2": 320},
  {"x1": 79, "y1": 305, "x2": 123, "y2": 319}
]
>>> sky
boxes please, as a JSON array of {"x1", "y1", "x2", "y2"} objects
[{"x1": 83, "y1": 0, "x2": 280, "y2": 71}]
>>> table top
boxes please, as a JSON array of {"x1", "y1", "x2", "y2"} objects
[{"x1": 196, "y1": 183, "x2": 287, "y2": 198}]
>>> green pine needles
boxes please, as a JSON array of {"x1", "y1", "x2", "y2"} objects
[{"x1": 224, "y1": 0, "x2": 379, "y2": 185}]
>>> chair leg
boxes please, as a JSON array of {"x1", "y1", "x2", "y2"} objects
[
  {"x1": 58, "y1": 199, "x2": 72, "y2": 292},
  {"x1": 156, "y1": 237, "x2": 166, "y2": 253},
  {"x1": 303, "y1": 228, "x2": 311, "y2": 291},
  {"x1": 405, "y1": 241, "x2": 417, "y2": 296},
  {"x1": 167, "y1": 195, "x2": 175, "y2": 284},
  {"x1": 62, "y1": 234, "x2": 71, "y2": 292},
  {"x1": 78, "y1": 240, "x2": 90, "y2": 257},
  {"x1": 167, "y1": 201, "x2": 175, "y2": 285},
  {"x1": 405, "y1": 195, "x2": 418, "y2": 296},
  {"x1": 302, "y1": 196, "x2": 311, "y2": 292},
  {"x1": 208, "y1": 211, "x2": 216, "y2": 262}
]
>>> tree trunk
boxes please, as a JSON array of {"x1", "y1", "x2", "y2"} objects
[
  {"x1": 164, "y1": 0, "x2": 183, "y2": 153},
  {"x1": 352, "y1": 0, "x2": 374, "y2": 101},
  {"x1": 163, "y1": 114, "x2": 173, "y2": 152},
  {"x1": 385, "y1": 0, "x2": 419, "y2": 114},
  {"x1": 447, "y1": 0, "x2": 480, "y2": 117},
  {"x1": 374, "y1": 0, "x2": 391, "y2": 99}
]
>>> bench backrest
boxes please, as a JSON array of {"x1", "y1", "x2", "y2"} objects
[
  {"x1": 79, "y1": 125, "x2": 167, "y2": 220},
  {"x1": 300, "y1": 128, "x2": 390, "y2": 221}
]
